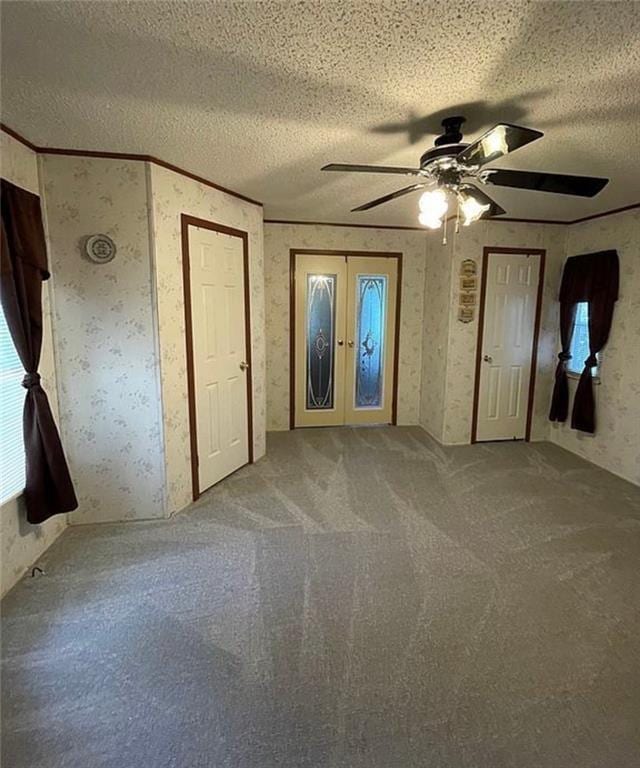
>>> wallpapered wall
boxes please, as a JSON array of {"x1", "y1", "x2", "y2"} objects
[
  {"x1": 0, "y1": 133, "x2": 67, "y2": 596},
  {"x1": 263, "y1": 223, "x2": 427, "y2": 431},
  {"x1": 549, "y1": 209, "x2": 640, "y2": 485},
  {"x1": 435, "y1": 221, "x2": 567, "y2": 445},
  {"x1": 420, "y1": 234, "x2": 454, "y2": 441},
  {"x1": 40, "y1": 155, "x2": 167, "y2": 524},
  {"x1": 149, "y1": 165, "x2": 266, "y2": 515}
]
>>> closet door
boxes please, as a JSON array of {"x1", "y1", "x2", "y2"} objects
[
  {"x1": 343, "y1": 257, "x2": 398, "y2": 425},
  {"x1": 294, "y1": 255, "x2": 347, "y2": 427},
  {"x1": 475, "y1": 251, "x2": 541, "y2": 441},
  {"x1": 188, "y1": 225, "x2": 250, "y2": 493}
]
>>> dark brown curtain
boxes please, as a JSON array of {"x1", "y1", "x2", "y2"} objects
[
  {"x1": 1, "y1": 178, "x2": 77, "y2": 523},
  {"x1": 548, "y1": 301, "x2": 576, "y2": 423},
  {"x1": 549, "y1": 249, "x2": 619, "y2": 434}
]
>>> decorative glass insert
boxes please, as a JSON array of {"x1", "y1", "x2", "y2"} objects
[
  {"x1": 568, "y1": 301, "x2": 599, "y2": 376},
  {"x1": 355, "y1": 275, "x2": 387, "y2": 408},
  {"x1": 306, "y1": 274, "x2": 336, "y2": 410}
]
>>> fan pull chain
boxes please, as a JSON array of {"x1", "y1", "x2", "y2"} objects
[
  {"x1": 455, "y1": 199, "x2": 461, "y2": 235},
  {"x1": 442, "y1": 213, "x2": 448, "y2": 246}
]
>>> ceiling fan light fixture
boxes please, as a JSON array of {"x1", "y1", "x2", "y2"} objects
[
  {"x1": 459, "y1": 194, "x2": 490, "y2": 226},
  {"x1": 418, "y1": 211, "x2": 443, "y2": 229},
  {"x1": 418, "y1": 188, "x2": 448, "y2": 218}
]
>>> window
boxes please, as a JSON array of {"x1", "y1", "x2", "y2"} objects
[
  {"x1": 0, "y1": 304, "x2": 26, "y2": 503},
  {"x1": 567, "y1": 301, "x2": 599, "y2": 377}
]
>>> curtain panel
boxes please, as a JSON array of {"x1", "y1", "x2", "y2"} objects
[
  {"x1": 1, "y1": 178, "x2": 77, "y2": 523},
  {"x1": 549, "y1": 249, "x2": 619, "y2": 434}
]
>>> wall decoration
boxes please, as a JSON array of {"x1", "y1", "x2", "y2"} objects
[
  {"x1": 458, "y1": 307, "x2": 474, "y2": 323},
  {"x1": 461, "y1": 258, "x2": 477, "y2": 277},
  {"x1": 460, "y1": 276, "x2": 477, "y2": 291},
  {"x1": 458, "y1": 258, "x2": 478, "y2": 322},
  {"x1": 83, "y1": 233, "x2": 117, "y2": 264}
]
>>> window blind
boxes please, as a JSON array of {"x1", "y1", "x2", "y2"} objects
[{"x1": 0, "y1": 304, "x2": 26, "y2": 503}]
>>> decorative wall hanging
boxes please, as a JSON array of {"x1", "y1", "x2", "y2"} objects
[
  {"x1": 458, "y1": 259, "x2": 478, "y2": 322},
  {"x1": 461, "y1": 259, "x2": 477, "y2": 277},
  {"x1": 83, "y1": 234, "x2": 116, "y2": 264}
]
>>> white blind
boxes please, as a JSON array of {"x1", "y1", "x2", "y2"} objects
[{"x1": 0, "y1": 304, "x2": 26, "y2": 503}]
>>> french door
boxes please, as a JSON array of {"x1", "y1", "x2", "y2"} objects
[
  {"x1": 474, "y1": 249, "x2": 543, "y2": 441},
  {"x1": 293, "y1": 252, "x2": 399, "y2": 428}
]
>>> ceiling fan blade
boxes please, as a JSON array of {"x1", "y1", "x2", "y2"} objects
[
  {"x1": 481, "y1": 168, "x2": 609, "y2": 197},
  {"x1": 351, "y1": 183, "x2": 427, "y2": 212},
  {"x1": 322, "y1": 163, "x2": 422, "y2": 176},
  {"x1": 460, "y1": 184, "x2": 506, "y2": 217},
  {"x1": 457, "y1": 124, "x2": 543, "y2": 167}
]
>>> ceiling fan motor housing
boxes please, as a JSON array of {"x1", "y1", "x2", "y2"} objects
[
  {"x1": 419, "y1": 143, "x2": 469, "y2": 169},
  {"x1": 421, "y1": 116, "x2": 469, "y2": 168}
]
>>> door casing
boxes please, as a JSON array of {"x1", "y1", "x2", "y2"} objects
[
  {"x1": 289, "y1": 248, "x2": 402, "y2": 430},
  {"x1": 181, "y1": 214, "x2": 254, "y2": 501},
  {"x1": 471, "y1": 246, "x2": 546, "y2": 443}
]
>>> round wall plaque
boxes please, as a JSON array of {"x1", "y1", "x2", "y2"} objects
[{"x1": 84, "y1": 234, "x2": 116, "y2": 264}]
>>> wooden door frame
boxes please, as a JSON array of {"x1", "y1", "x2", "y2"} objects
[
  {"x1": 471, "y1": 246, "x2": 546, "y2": 444},
  {"x1": 181, "y1": 214, "x2": 254, "y2": 502},
  {"x1": 289, "y1": 248, "x2": 403, "y2": 430}
]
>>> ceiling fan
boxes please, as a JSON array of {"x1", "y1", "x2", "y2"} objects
[{"x1": 322, "y1": 116, "x2": 608, "y2": 228}]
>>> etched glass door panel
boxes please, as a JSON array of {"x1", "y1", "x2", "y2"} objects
[
  {"x1": 306, "y1": 274, "x2": 336, "y2": 410},
  {"x1": 354, "y1": 275, "x2": 387, "y2": 408},
  {"x1": 294, "y1": 255, "x2": 347, "y2": 427},
  {"x1": 344, "y1": 257, "x2": 398, "y2": 426}
]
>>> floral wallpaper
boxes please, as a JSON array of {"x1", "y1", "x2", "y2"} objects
[
  {"x1": 263, "y1": 223, "x2": 427, "y2": 430},
  {"x1": 439, "y1": 220, "x2": 567, "y2": 445},
  {"x1": 0, "y1": 132, "x2": 67, "y2": 596},
  {"x1": 549, "y1": 209, "x2": 640, "y2": 485},
  {"x1": 419, "y1": 234, "x2": 454, "y2": 441},
  {"x1": 149, "y1": 165, "x2": 266, "y2": 515},
  {"x1": 40, "y1": 155, "x2": 166, "y2": 524}
]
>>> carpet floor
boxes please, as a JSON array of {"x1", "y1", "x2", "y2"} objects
[{"x1": 2, "y1": 427, "x2": 640, "y2": 768}]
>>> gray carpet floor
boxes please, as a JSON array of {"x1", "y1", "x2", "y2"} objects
[{"x1": 2, "y1": 427, "x2": 640, "y2": 768}]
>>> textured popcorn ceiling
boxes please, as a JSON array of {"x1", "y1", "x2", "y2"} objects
[{"x1": 2, "y1": 1, "x2": 639, "y2": 225}]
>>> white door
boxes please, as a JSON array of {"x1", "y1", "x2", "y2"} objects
[
  {"x1": 476, "y1": 251, "x2": 541, "y2": 441},
  {"x1": 294, "y1": 253, "x2": 398, "y2": 427},
  {"x1": 189, "y1": 225, "x2": 250, "y2": 493}
]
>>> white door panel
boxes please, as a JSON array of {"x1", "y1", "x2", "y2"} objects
[
  {"x1": 476, "y1": 251, "x2": 541, "y2": 442},
  {"x1": 189, "y1": 226, "x2": 250, "y2": 492}
]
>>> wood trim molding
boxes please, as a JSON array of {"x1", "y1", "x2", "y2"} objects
[
  {"x1": 4, "y1": 124, "x2": 638, "y2": 224},
  {"x1": 289, "y1": 247, "x2": 402, "y2": 429},
  {"x1": 0, "y1": 122, "x2": 39, "y2": 152},
  {"x1": 471, "y1": 246, "x2": 547, "y2": 444},
  {"x1": 267, "y1": 219, "x2": 426, "y2": 232},
  {"x1": 525, "y1": 250, "x2": 547, "y2": 442},
  {"x1": 570, "y1": 202, "x2": 640, "y2": 224},
  {"x1": 181, "y1": 214, "x2": 254, "y2": 502},
  {"x1": 1, "y1": 123, "x2": 262, "y2": 208}
]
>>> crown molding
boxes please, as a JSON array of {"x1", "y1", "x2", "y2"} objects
[
  {"x1": 4, "y1": 124, "x2": 638, "y2": 224},
  {"x1": 266, "y1": 203, "x2": 639, "y2": 230},
  {"x1": 1, "y1": 123, "x2": 262, "y2": 208},
  {"x1": 264, "y1": 218, "x2": 427, "y2": 231}
]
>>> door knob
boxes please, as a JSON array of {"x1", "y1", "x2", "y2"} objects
[
  {"x1": 483, "y1": 355, "x2": 493, "y2": 363},
  {"x1": 239, "y1": 361, "x2": 249, "y2": 371},
  {"x1": 347, "y1": 340, "x2": 354, "y2": 348},
  {"x1": 337, "y1": 339, "x2": 344, "y2": 346}
]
